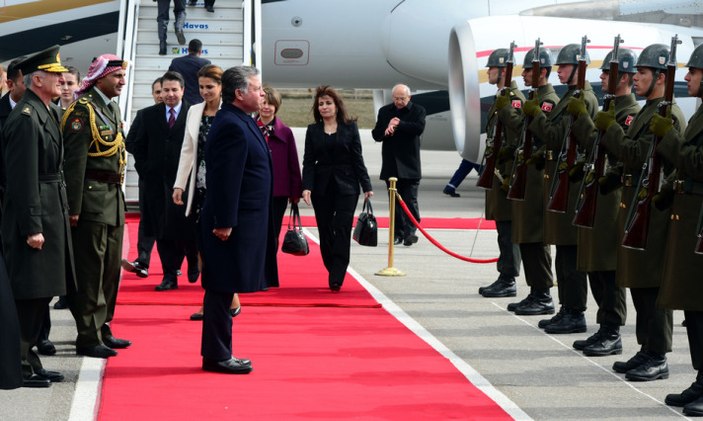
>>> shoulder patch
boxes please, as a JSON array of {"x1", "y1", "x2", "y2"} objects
[
  {"x1": 70, "y1": 118, "x2": 83, "y2": 132},
  {"x1": 541, "y1": 101, "x2": 555, "y2": 113},
  {"x1": 21, "y1": 105, "x2": 32, "y2": 115},
  {"x1": 511, "y1": 99, "x2": 522, "y2": 109},
  {"x1": 624, "y1": 115, "x2": 634, "y2": 126}
]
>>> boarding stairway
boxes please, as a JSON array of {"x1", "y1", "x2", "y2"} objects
[{"x1": 121, "y1": 0, "x2": 253, "y2": 203}]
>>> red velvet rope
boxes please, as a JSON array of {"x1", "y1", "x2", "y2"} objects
[{"x1": 395, "y1": 193, "x2": 499, "y2": 264}]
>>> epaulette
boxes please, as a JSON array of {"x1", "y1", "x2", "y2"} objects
[{"x1": 21, "y1": 105, "x2": 32, "y2": 116}]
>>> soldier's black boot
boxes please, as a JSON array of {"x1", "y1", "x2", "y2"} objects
[
  {"x1": 667, "y1": 372, "x2": 703, "y2": 407},
  {"x1": 539, "y1": 306, "x2": 566, "y2": 329},
  {"x1": 613, "y1": 350, "x2": 649, "y2": 373},
  {"x1": 507, "y1": 288, "x2": 535, "y2": 312},
  {"x1": 684, "y1": 396, "x2": 703, "y2": 416},
  {"x1": 514, "y1": 289, "x2": 555, "y2": 316},
  {"x1": 582, "y1": 325, "x2": 622, "y2": 356},
  {"x1": 573, "y1": 327, "x2": 604, "y2": 350},
  {"x1": 544, "y1": 308, "x2": 587, "y2": 334},
  {"x1": 625, "y1": 352, "x2": 669, "y2": 381},
  {"x1": 478, "y1": 277, "x2": 502, "y2": 295},
  {"x1": 480, "y1": 277, "x2": 516, "y2": 298}
]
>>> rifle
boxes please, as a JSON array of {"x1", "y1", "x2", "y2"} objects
[
  {"x1": 573, "y1": 35, "x2": 622, "y2": 228},
  {"x1": 507, "y1": 38, "x2": 541, "y2": 201},
  {"x1": 477, "y1": 41, "x2": 516, "y2": 190},
  {"x1": 547, "y1": 35, "x2": 589, "y2": 213},
  {"x1": 622, "y1": 34, "x2": 680, "y2": 250},
  {"x1": 696, "y1": 204, "x2": 703, "y2": 255}
]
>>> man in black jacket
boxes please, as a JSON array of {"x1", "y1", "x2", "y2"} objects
[
  {"x1": 168, "y1": 39, "x2": 211, "y2": 105},
  {"x1": 372, "y1": 84, "x2": 426, "y2": 246}
]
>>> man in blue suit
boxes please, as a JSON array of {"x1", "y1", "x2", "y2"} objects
[
  {"x1": 168, "y1": 39, "x2": 211, "y2": 105},
  {"x1": 199, "y1": 66, "x2": 270, "y2": 374}
]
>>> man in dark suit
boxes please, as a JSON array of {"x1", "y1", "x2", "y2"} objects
[
  {"x1": 126, "y1": 71, "x2": 198, "y2": 291},
  {"x1": 0, "y1": 58, "x2": 26, "y2": 207},
  {"x1": 199, "y1": 66, "x2": 269, "y2": 374},
  {"x1": 168, "y1": 39, "x2": 211, "y2": 105},
  {"x1": 371, "y1": 84, "x2": 426, "y2": 246}
]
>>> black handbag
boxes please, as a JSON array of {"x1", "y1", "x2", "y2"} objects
[
  {"x1": 353, "y1": 198, "x2": 378, "y2": 247},
  {"x1": 281, "y1": 203, "x2": 309, "y2": 256}
]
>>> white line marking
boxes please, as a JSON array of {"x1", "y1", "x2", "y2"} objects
[{"x1": 68, "y1": 357, "x2": 106, "y2": 421}]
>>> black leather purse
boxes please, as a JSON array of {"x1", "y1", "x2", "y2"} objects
[
  {"x1": 353, "y1": 198, "x2": 378, "y2": 247},
  {"x1": 281, "y1": 203, "x2": 309, "y2": 256}
]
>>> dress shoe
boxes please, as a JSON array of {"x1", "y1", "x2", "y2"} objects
[
  {"x1": 393, "y1": 236, "x2": 403, "y2": 245},
  {"x1": 36, "y1": 339, "x2": 56, "y2": 356},
  {"x1": 583, "y1": 332, "x2": 622, "y2": 356},
  {"x1": 443, "y1": 186, "x2": 460, "y2": 197},
  {"x1": 206, "y1": 5, "x2": 214, "y2": 12},
  {"x1": 613, "y1": 350, "x2": 649, "y2": 373},
  {"x1": 54, "y1": 296, "x2": 69, "y2": 309},
  {"x1": 666, "y1": 380, "x2": 703, "y2": 407},
  {"x1": 478, "y1": 278, "x2": 501, "y2": 295},
  {"x1": 507, "y1": 295, "x2": 533, "y2": 312},
  {"x1": 573, "y1": 329, "x2": 603, "y2": 351},
  {"x1": 187, "y1": 268, "x2": 200, "y2": 283},
  {"x1": 544, "y1": 309, "x2": 586, "y2": 334},
  {"x1": 514, "y1": 293, "x2": 554, "y2": 316},
  {"x1": 22, "y1": 374, "x2": 51, "y2": 388},
  {"x1": 121, "y1": 259, "x2": 148, "y2": 278},
  {"x1": 480, "y1": 278, "x2": 516, "y2": 297},
  {"x1": 175, "y1": 27, "x2": 186, "y2": 45},
  {"x1": 684, "y1": 396, "x2": 703, "y2": 416},
  {"x1": 103, "y1": 335, "x2": 132, "y2": 349},
  {"x1": 230, "y1": 306, "x2": 241, "y2": 317},
  {"x1": 159, "y1": 41, "x2": 167, "y2": 56},
  {"x1": 538, "y1": 306, "x2": 566, "y2": 329},
  {"x1": 176, "y1": 270, "x2": 182, "y2": 276},
  {"x1": 36, "y1": 369, "x2": 64, "y2": 382},
  {"x1": 188, "y1": 0, "x2": 196, "y2": 4},
  {"x1": 76, "y1": 344, "x2": 117, "y2": 358},
  {"x1": 403, "y1": 233, "x2": 418, "y2": 246},
  {"x1": 329, "y1": 283, "x2": 341, "y2": 292},
  {"x1": 155, "y1": 278, "x2": 178, "y2": 291},
  {"x1": 625, "y1": 353, "x2": 669, "y2": 381},
  {"x1": 190, "y1": 312, "x2": 204, "y2": 321},
  {"x1": 202, "y1": 357, "x2": 252, "y2": 374}
]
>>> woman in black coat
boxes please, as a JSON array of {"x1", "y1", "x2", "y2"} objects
[{"x1": 301, "y1": 86, "x2": 373, "y2": 291}]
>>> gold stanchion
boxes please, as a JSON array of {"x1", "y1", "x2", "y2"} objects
[{"x1": 375, "y1": 177, "x2": 405, "y2": 276}]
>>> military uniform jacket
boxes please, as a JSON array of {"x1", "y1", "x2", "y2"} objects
[
  {"x1": 62, "y1": 87, "x2": 126, "y2": 227},
  {"x1": 502, "y1": 83, "x2": 558, "y2": 244},
  {"x1": 530, "y1": 81, "x2": 599, "y2": 246},
  {"x1": 0, "y1": 89, "x2": 74, "y2": 299},
  {"x1": 601, "y1": 97, "x2": 686, "y2": 288},
  {"x1": 571, "y1": 94, "x2": 640, "y2": 271},
  {"x1": 657, "y1": 105, "x2": 703, "y2": 310},
  {"x1": 484, "y1": 81, "x2": 525, "y2": 221}
]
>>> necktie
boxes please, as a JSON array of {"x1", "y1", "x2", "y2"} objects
[{"x1": 168, "y1": 108, "x2": 176, "y2": 129}]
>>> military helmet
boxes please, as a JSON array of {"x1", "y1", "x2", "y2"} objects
[
  {"x1": 523, "y1": 48, "x2": 552, "y2": 69},
  {"x1": 555, "y1": 43, "x2": 590, "y2": 65},
  {"x1": 486, "y1": 48, "x2": 510, "y2": 68},
  {"x1": 686, "y1": 43, "x2": 703, "y2": 69},
  {"x1": 600, "y1": 48, "x2": 637, "y2": 73},
  {"x1": 636, "y1": 44, "x2": 669, "y2": 70}
]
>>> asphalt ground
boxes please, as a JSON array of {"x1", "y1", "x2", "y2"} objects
[{"x1": 0, "y1": 128, "x2": 694, "y2": 420}]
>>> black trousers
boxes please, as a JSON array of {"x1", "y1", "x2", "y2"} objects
[
  {"x1": 37, "y1": 308, "x2": 51, "y2": 343},
  {"x1": 265, "y1": 196, "x2": 288, "y2": 288},
  {"x1": 136, "y1": 179, "x2": 155, "y2": 267},
  {"x1": 630, "y1": 287, "x2": 673, "y2": 355},
  {"x1": 386, "y1": 179, "x2": 420, "y2": 239},
  {"x1": 588, "y1": 270, "x2": 626, "y2": 327},
  {"x1": 156, "y1": 238, "x2": 198, "y2": 282},
  {"x1": 496, "y1": 220, "x2": 520, "y2": 279},
  {"x1": 201, "y1": 289, "x2": 235, "y2": 361},
  {"x1": 312, "y1": 188, "x2": 358, "y2": 287},
  {"x1": 519, "y1": 242, "x2": 553, "y2": 290},
  {"x1": 685, "y1": 311, "x2": 703, "y2": 370},
  {"x1": 555, "y1": 245, "x2": 588, "y2": 311},
  {"x1": 16, "y1": 297, "x2": 51, "y2": 378}
]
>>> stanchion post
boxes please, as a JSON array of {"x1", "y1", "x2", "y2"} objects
[{"x1": 376, "y1": 177, "x2": 405, "y2": 276}]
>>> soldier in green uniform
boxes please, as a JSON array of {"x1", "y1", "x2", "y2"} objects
[
  {"x1": 598, "y1": 43, "x2": 686, "y2": 381},
  {"x1": 477, "y1": 48, "x2": 523, "y2": 298},
  {"x1": 651, "y1": 43, "x2": 703, "y2": 414},
  {"x1": 61, "y1": 54, "x2": 131, "y2": 359},
  {"x1": 1, "y1": 45, "x2": 75, "y2": 387},
  {"x1": 503, "y1": 47, "x2": 556, "y2": 316},
  {"x1": 523, "y1": 42, "x2": 599, "y2": 334},
  {"x1": 567, "y1": 48, "x2": 640, "y2": 356}
]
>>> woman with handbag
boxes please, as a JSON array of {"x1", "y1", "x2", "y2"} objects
[
  {"x1": 301, "y1": 86, "x2": 373, "y2": 291},
  {"x1": 256, "y1": 86, "x2": 303, "y2": 287},
  {"x1": 172, "y1": 64, "x2": 240, "y2": 320}
]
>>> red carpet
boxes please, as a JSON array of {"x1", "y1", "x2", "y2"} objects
[{"x1": 99, "y1": 219, "x2": 511, "y2": 420}]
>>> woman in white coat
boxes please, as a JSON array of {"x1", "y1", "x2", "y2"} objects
[{"x1": 172, "y1": 64, "x2": 240, "y2": 320}]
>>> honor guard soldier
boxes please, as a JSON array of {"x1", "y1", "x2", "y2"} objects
[
  {"x1": 598, "y1": 42, "x2": 686, "y2": 381},
  {"x1": 476, "y1": 46, "x2": 523, "y2": 298},
  {"x1": 567, "y1": 44, "x2": 640, "y2": 356},
  {"x1": 523, "y1": 41, "x2": 599, "y2": 334},
  {"x1": 1, "y1": 45, "x2": 75, "y2": 387},
  {"x1": 503, "y1": 45, "x2": 557, "y2": 316},
  {"x1": 653, "y1": 43, "x2": 703, "y2": 414},
  {"x1": 61, "y1": 55, "x2": 131, "y2": 359}
]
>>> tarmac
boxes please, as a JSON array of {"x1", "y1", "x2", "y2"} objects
[{"x1": 0, "y1": 128, "x2": 694, "y2": 420}]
